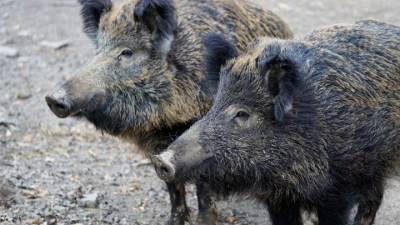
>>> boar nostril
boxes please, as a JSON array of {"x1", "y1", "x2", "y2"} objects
[
  {"x1": 45, "y1": 95, "x2": 71, "y2": 118},
  {"x1": 54, "y1": 102, "x2": 67, "y2": 110},
  {"x1": 160, "y1": 165, "x2": 172, "y2": 176},
  {"x1": 152, "y1": 155, "x2": 176, "y2": 181},
  {"x1": 158, "y1": 164, "x2": 175, "y2": 181}
]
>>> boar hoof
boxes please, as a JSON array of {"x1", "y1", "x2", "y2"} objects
[
  {"x1": 166, "y1": 212, "x2": 192, "y2": 225},
  {"x1": 196, "y1": 209, "x2": 218, "y2": 225},
  {"x1": 196, "y1": 218, "x2": 218, "y2": 225}
]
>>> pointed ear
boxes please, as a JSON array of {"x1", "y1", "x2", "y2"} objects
[
  {"x1": 203, "y1": 33, "x2": 238, "y2": 96},
  {"x1": 134, "y1": 0, "x2": 177, "y2": 55},
  {"x1": 79, "y1": 0, "x2": 113, "y2": 42},
  {"x1": 259, "y1": 57, "x2": 299, "y2": 122}
]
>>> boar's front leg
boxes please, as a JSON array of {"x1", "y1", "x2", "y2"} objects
[
  {"x1": 166, "y1": 182, "x2": 192, "y2": 225},
  {"x1": 196, "y1": 182, "x2": 218, "y2": 225},
  {"x1": 266, "y1": 200, "x2": 303, "y2": 225},
  {"x1": 317, "y1": 195, "x2": 353, "y2": 225},
  {"x1": 353, "y1": 182, "x2": 384, "y2": 225}
]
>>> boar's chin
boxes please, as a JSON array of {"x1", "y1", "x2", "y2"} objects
[
  {"x1": 78, "y1": 95, "x2": 131, "y2": 136},
  {"x1": 178, "y1": 157, "x2": 217, "y2": 183},
  {"x1": 85, "y1": 112, "x2": 128, "y2": 136}
]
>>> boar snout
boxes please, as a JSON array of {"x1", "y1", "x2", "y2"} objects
[
  {"x1": 45, "y1": 71, "x2": 107, "y2": 120},
  {"x1": 152, "y1": 150, "x2": 176, "y2": 182},
  {"x1": 153, "y1": 124, "x2": 215, "y2": 182},
  {"x1": 45, "y1": 88, "x2": 72, "y2": 118}
]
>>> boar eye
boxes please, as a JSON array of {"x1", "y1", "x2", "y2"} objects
[
  {"x1": 119, "y1": 49, "x2": 133, "y2": 59},
  {"x1": 234, "y1": 110, "x2": 250, "y2": 120},
  {"x1": 232, "y1": 110, "x2": 250, "y2": 127}
]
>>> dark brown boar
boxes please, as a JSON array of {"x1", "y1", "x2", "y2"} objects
[
  {"x1": 45, "y1": 0, "x2": 293, "y2": 224},
  {"x1": 153, "y1": 20, "x2": 400, "y2": 225}
]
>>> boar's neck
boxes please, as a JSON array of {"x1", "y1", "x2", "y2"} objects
[{"x1": 124, "y1": 120, "x2": 197, "y2": 156}]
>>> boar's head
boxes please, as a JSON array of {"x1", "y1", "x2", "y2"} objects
[
  {"x1": 153, "y1": 37, "x2": 330, "y2": 196},
  {"x1": 46, "y1": 0, "x2": 193, "y2": 137}
]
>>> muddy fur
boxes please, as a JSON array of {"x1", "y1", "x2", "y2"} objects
[
  {"x1": 47, "y1": 0, "x2": 293, "y2": 224},
  {"x1": 160, "y1": 20, "x2": 400, "y2": 225}
]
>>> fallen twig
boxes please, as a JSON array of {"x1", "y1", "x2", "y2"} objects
[
  {"x1": 50, "y1": 2, "x2": 77, "y2": 7},
  {"x1": 0, "y1": 121, "x2": 16, "y2": 128}
]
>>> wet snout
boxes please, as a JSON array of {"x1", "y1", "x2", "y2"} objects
[
  {"x1": 45, "y1": 88, "x2": 72, "y2": 118},
  {"x1": 45, "y1": 68, "x2": 107, "y2": 119},
  {"x1": 152, "y1": 150, "x2": 176, "y2": 182},
  {"x1": 153, "y1": 124, "x2": 213, "y2": 182}
]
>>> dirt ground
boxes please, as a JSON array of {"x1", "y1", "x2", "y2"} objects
[{"x1": 0, "y1": 0, "x2": 399, "y2": 224}]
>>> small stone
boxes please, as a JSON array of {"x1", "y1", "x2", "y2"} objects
[
  {"x1": 0, "y1": 46, "x2": 19, "y2": 58},
  {"x1": 39, "y1": 40, "x2": 69, "y2": 50},
  {"x1": 69, "y1": 175, "x2": 80, "y2": 183},
  {"x1": 17, "y1": 30, "x2": 30, "y2": 37},
  {"x1": 45, "y1": 215, "x2": 57, "y2": 225},
  {"x1": 224, "y1": 216, "x2": 238, "y2": 224},
  {"x1": 30, "y1": 219, "x2": 42, "y2": 225},
  {"x1": 278, "y1": 2, "x2": 291, "y2": 10},
  {"x1": 79, "y1": 193, "x2": 99, "y2": 208},
  {"x1": 16, "y1": 91, "x2": 32, "y2": 100},
  {"x1": 21, "y1": 187, "x2": 48, "y2": 199}
]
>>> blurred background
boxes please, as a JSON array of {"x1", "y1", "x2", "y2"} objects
[{"x1": 0, "y1": 0, "x2": 399, "y2": 224}]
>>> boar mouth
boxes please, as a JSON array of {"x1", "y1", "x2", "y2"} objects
[
  {"x1": 153, "y1": 150, "x2": 217, "y2": 183},
  {"x1": 46, "y1": 90, "x2": 132, "y2": 136},
  {"x1": 176, "y1": 157, "x2": 217, "y2": 183},
  {"x1": 46, "y1": 95, "x2": 90, "y2": 119},
  {"x1": 46, "y1": 95, "x2": 75, "y2": 118}
]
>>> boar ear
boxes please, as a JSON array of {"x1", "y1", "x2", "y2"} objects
[
  {"x1": 134, "y1": 0, "x2": 177, "y2": 55},
  {"x1": 79, "y1": 0, "x2": 113, "y2": 42},
  {"x1": 203, "y1": 33, "x2": 238, "y2": 96},
  {"x1": 259, "y1": 57, "x2": 299, "y2": 122}
]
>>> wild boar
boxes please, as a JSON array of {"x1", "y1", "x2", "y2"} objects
[{"x1": 153, "y1": 20, "x2": 400, "y2": 225}]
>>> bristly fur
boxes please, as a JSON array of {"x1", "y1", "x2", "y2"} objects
[
  {"x1": 164, "y1": 20, "x2": 400, "y2": 225},
  {"x1": 79, "y1": 0, "x2": 112, "y2": 41},
  {"x1": 203, "y1": 33, "x2": 239, "y2": 97}
]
